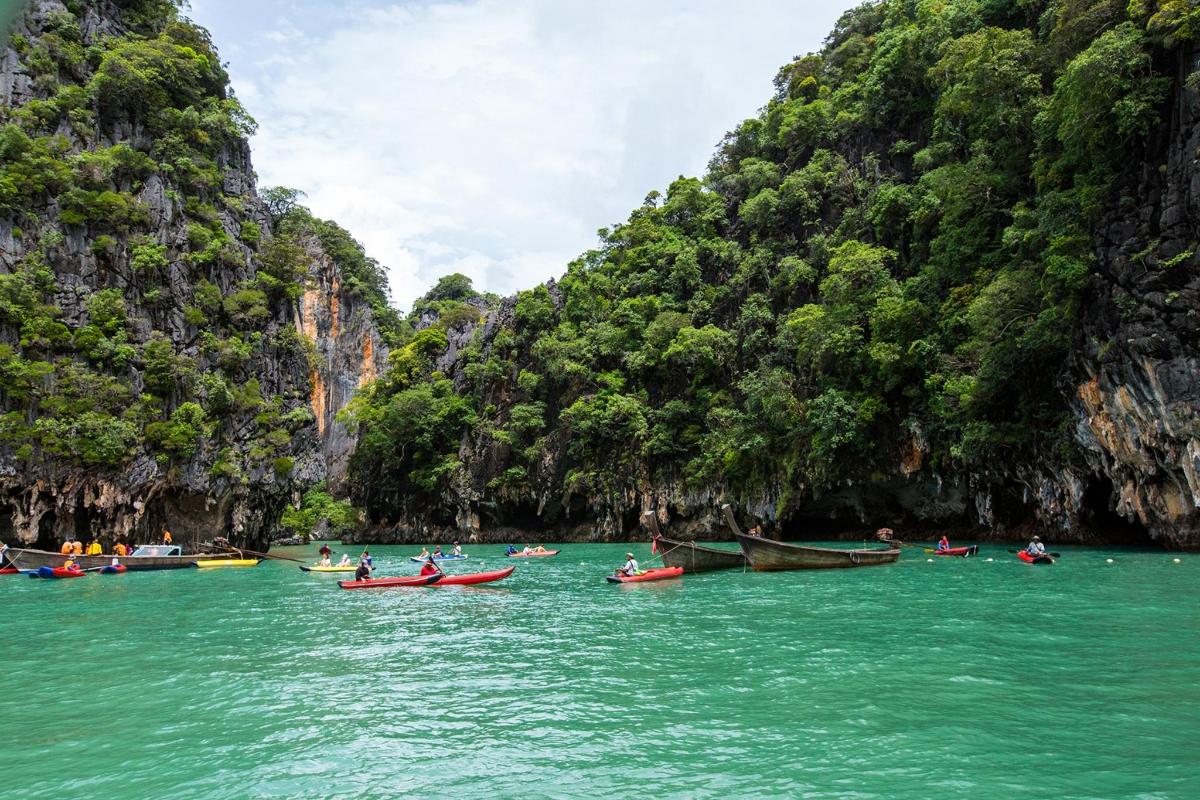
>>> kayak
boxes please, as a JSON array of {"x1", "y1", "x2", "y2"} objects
[
  {"x1": 32, "y1": 566, "x2": 85, "y2": 579},
  {"x1": 194, "y1": 559, "x2": 261, "y2": 568},
  {"x1": 506, "y1": 550, "x2": 560, "y2": 558},
  {"x1": 408, "y1": 554, "x2": 468, "y2": 563},
  {"x1": 339, "y1": 566, "x2": 516, "y2": 590},
  {"x1": 933, "y1": 545, "x2": 978, "y2": 557},
  {"x1": 100, "y1": 564, "x2": 127, "y2": 574},
  {"x1": 0, "y1": 567, "x2": 19, "y2": 575},
  {"x1": 1017, "y1": 551, "x2": 1054, "y2": 564},
  {"x1": 299, "y1": 564, "x2": 357, "y2": 573},
  {"x1": 607, "y1": 566, "x2": 684, "y2": 583}
]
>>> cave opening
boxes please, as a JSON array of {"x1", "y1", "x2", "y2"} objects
[
  {"x1": 73, "y1": 498, "x2": 93, "y2": 541},
  {"x1": 34, "y1": 510, "x2": 57, "y2": 550},
  {"x1": 1081, "y1": 475, "x2": 1153, "y2": 546}
]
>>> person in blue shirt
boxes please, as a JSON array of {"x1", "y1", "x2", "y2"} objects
[
  {"x1": 505, "y1": 545, "x2": 518, "y2": 555},
  {"x1": 936, "y1": 535, "x2": 950, "y2": 552},
  {"x1": 1025, "y1": 536, "x2": 1046, "y2": 556}
]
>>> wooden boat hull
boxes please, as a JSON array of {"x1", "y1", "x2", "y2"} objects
[
  {"x1": 655, "y1": 536, "x2": 746, "y2": 573},
  {"x1": 506, "y1": 550, "x2": 560, "y2": 558},
  {"x1": 6, "y1": 548, "x2": 229, "y2": 571},
  {"x1": 734, "y1": 533, "x2": 900, "y2": 570}
]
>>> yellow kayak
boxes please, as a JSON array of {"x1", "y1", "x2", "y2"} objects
[
  {"x1": 299, "y1": 564, "x2": 357, "y2": 573},
  {"x1": 194, "y1": 558, "x2": 261, "y2": 568}
]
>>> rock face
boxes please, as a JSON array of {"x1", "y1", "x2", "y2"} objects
[
  {"x1": 350, "y1": 44, "x2": 1200, "y2": 550},
  {"x1": 0, "y1": 0, "x2": 383, "y2": 550}
]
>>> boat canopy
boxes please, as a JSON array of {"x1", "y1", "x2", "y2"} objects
[{"x1": 131, "y1": 545, "x2": 182, "y2": 557}]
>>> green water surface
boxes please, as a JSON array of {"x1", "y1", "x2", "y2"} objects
[{"x1": 1, "y1": 542, "x2": 1197, "y2": 799}]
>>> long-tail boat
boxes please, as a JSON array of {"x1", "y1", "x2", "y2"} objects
[
  {"x1": 641, "y1": 512, "x2": 747, "y2": 573},
  {"x1": 5, "y1": 544, "x2": 232, "y2": 571},
  {"x1": 722, "y1": 504, "x2": 900, "y2": 571}
]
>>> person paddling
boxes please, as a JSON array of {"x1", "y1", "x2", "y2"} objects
[
  {"x1": 505, "y1": 545, "x2": 518, "y2": 555},
  {"x1": 318, "y1": 553, "x2": 332, "y2": 568},
  {"x1": 451, "y1": 541, "x2": 462, "y2": 556},
  {"x1": 616, "y1": 552, "x2": 642, "y2": 578},
  {"x1": 318, "y1": 543, "x2": 332, "y2": 560},
  {"x1": 338, "y1": 554, "x2": 352, "y2": 567},
  {"x1": 1025, "y1": 536, "x2": 1046, "y2": 557},
  {"x1": 354, "y1": 556, "x2": 372, "y2": 582},
  {"x1": 419, "y1": 556, "x2": 443, "y2": 577},
  {"x1": 936, "y1": 535, "x2": 950, "y2": 552}
]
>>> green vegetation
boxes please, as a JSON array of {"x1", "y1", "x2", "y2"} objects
[
  {"x1": 347, "y1": 0, "x2": 1191, "y2": 524},
  {"x1": 0, "y1": 0, "x2": 322, "y2": 488}
]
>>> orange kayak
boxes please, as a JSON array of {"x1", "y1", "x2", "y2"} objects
[
  {"x1": 607, "y1": 566, "x2": 683, "y2": 583},
  {"x1": 506, "y1": 550, "x2": 560, "y2": 558}
]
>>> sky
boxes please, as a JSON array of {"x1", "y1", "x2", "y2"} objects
[{"x1": 185, "y1": 0, "x2": 852, "y2": 310}]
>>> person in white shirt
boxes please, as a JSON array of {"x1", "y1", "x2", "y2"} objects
[
  {"x1": 1025, "y1": 536, "x2": 1046, "y2": 556},
  {"x1": 452, "y1": 542, "x2": 462, "y2": 556},
  {"x1": 618, "y1": 553, "x2": 641, "y2": 577}
]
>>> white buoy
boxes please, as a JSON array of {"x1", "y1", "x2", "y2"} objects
[
  {"x1": 985, "y1": 557, "x2": 994, "y2": 562},
  {"x1": 927, "y1": 558, "x2": 934, "y2": 562},
  {"x1": 1106, "y1": 558, "x2": 1114, "y2": 564},
  {"x1": 1174, "y1": 558, "x2": 1182, "y2": 564}
]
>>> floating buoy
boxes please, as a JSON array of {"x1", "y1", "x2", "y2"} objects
[
  {"x1": 985, "y1": 557, "x2": 994, "y2": 562},
  {"x1": 1173, "y1": 558, "x2": 1181, "y2": 564},
  {"x1": 1106, "y1": 558, "x2": 1114, "y2": 564},
  {"x1": 927, "y1": 558, "x2": 934, "y2": 562}
]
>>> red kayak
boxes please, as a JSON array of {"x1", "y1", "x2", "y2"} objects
[
  {"x1": 0, "y1": 567, "x2": 19, "y2": 575},
  {"x1": 339, "y1": 566, "x2": 516, "y2": 589},
  {"x1": 934, "y1": 545, "x2": 978, "y2": 557},
  {"x1": 1017, "y1": 551, "x2": 1054, "y2": 564},
  {"x1": 32, "y1": 566, "x2": 85, "y2": 579},
  {"x1": 607, "y1": 566, "x2": 683, "y2": 583},
  {"x1": 506, "y1": 550, "x2": 560, "y2": 558}
]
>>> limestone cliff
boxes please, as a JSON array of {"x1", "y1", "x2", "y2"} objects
[{"x1": 0, "y1": 0, "x2": 385, "y2": 550}]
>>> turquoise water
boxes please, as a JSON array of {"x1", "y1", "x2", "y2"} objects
[{"x1": 1, "y1": 542, "x2": 1197, "y2": 799}]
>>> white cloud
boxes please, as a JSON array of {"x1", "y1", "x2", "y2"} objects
[{"x1": 190, "y1": 0, "x2": 851, "y2": 309}]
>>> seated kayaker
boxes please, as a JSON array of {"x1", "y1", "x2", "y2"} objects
[
  {"x1": 361, "y1": 550, "x2": 373, "y2": 567},
  {"x1": 505, "y1": 545, "x2": 518, "y2": 555},
  {"x1": 534, "y1": 545, "x2": 546, "y2": 553},
  {"x1": 417, "y1": 547, "x2": 429, "y2": 559},
  {"x1": 419, "y1": 557, "x2": 442, "y2": 577},
  {"x1": 337, "y1": 554, "x2": 351, "y2": 566},
  {"x1": 319, "y1": 555, "x2": 332, "y2": 567},
  {"x1": 354, "y1": 561, "x2": 372, "y2": 581},
  {"x1": 522, "y1": 545, "x2": 533, "y2": 555},
  {"x1": 451, "y1": 542, "x2": 462, "y2": 556},
  {"x1": 432, "y1": 545, "x2": 444, "y2": 557},
  {"x1": 1025, "y1": 536, "x2": 1046, "y2": 556},
  {"x1": 63, "y1": 557, "x2": 78, "y2": 571},
  {"x1": 616, "y1": 552, "x2": 642, "y2": 577},
  {"x1": 936, "y1": 535, "x2": 950, "y2": 552}
]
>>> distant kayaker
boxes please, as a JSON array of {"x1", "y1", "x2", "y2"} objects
[
  {"x1": 451, "y1": 542, "x2": 462, "y2": 556},
  {"x1": 417, "y1": 547, "x2": 429, "y2": 559},
  {"x1": 354, "y1": 561, "x2": 371, "y2": 581},
  {"x1": 936, "y1": 535, "x2": 950, "y2": 552},
  {"x1": 419, "y1": 557, "x2": 442, "y2": 577},
  {"x1": 534, "y1": 544, "x2": 546, "y2": 553},
  {"x1": 1025, "y1": 536, "x2": 1046, "y2": 557},
  {"x1": 318, "y1": 554, "x2": 332, "y2": 568},
  {"x1": 319, "y1": 544, "x2": 332, "y2": 559},
  {"x1": 522, "y1": 545, "x2": 533, "y2": 555},
  {"x1": 432, "y1": 545, "x2": 444, "y2": 558},
  {"x1": 360, "y1": 550, "x2": 373, "y2": 567},
  {"x1": 616, "y1": 552, "x2": 642, "y2": 577},
  {"x1": 338, "y1": 554, "x2": 352, "y2": 566},
  {"x1": 505, "y1": 545, "x2": 518, "y2": 555}
]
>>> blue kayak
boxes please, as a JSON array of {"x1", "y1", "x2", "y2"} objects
[{"x1": 408, "y1": 554, "x2": 469, "y2": 563}]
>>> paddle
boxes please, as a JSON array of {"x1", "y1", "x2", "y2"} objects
[
  {"x1": 205, "y1": 543, "x2": 304, "y2": 564},
  {"x1": 1008, "y1": 549, "x2": 1062, "y2": 558}
]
